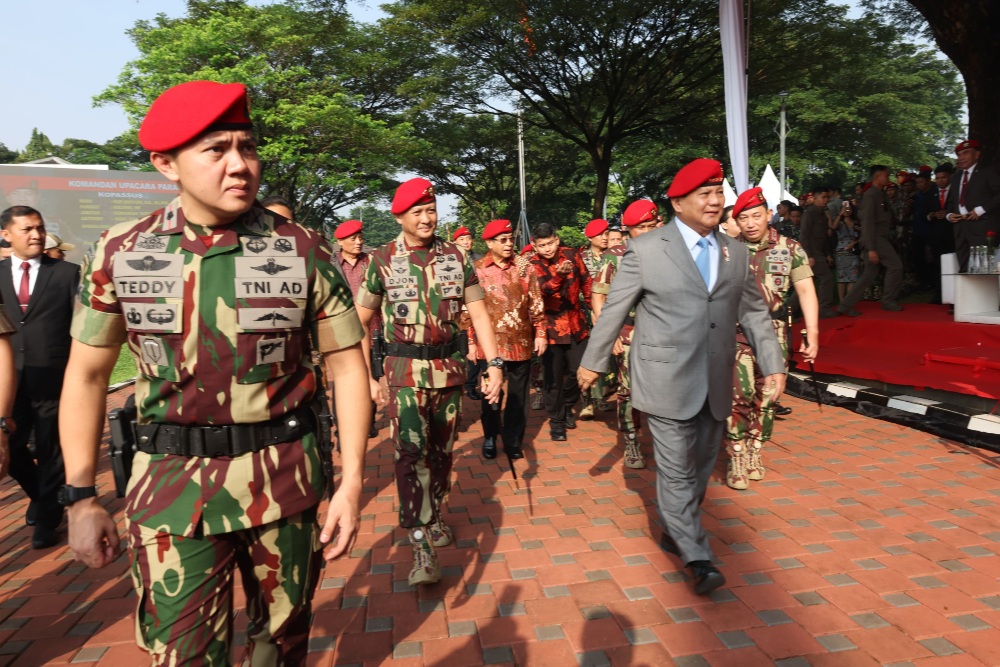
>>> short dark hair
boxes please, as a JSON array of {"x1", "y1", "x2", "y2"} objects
[
  {"x1": 790, "y1": 205, "x2": 803, "y2": 214},
  {"x1": 533, "y1": 222, "x2": 557, "y2": 240},
  {"x1": 722, "y1": 205, "x2": 734, "y2": 221},
  {"x1": 869, "y1": 164, "x2": 890, "y2": 178},
  {"x1": 261, "y1": 195, "x2": 292, "y2": 209},
  {"x1": 813, "y1": 185, "x2": 831, "y2": 195},
  {"x1": 0, "y1": 205, "x2": 43, "y2": 229},
  {"x1": 779, "y1": 199, "x2": 794, "y2": 210},
  {"x1": 934, "y1": 162, "x2": 954, "y2": 175}
]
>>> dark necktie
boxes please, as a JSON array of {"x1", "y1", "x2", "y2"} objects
[
  {"x1": 960, "y1": 170, "x2": 969, "y2": 208},
  {"x1": 18, "y1": 262, "x2": 30, "y2": 312}
]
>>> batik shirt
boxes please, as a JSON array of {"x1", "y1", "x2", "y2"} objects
[
  {"x1": 356, "y1": 233, "x2": 484, "y2": 388},
  {"x1": 530, "y1": 247, "x2": 592, "y2": 345},
  {"x1": 73, "y1": 197, "x2": 365, "y2": 536},
  {"x1": 471, "y1": 254, "x2": 545, "y2": 362}
]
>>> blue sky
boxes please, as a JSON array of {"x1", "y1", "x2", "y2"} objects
[{"x1": 0, "y1": 0, "x2": 384, "y2": 152}]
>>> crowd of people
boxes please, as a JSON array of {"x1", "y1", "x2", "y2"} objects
[{"x1": 0, "y1": 77, "x2": 997, "y2": 664}]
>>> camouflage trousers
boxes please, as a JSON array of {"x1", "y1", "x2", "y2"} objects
[
  {"x1": 390, "y1": 386, "x2": 462, "y2": 529},
  {"x1": 614, "y1": 344, "x2": 640, "y2": 435},
  {"x1": 727, "y1": 323, "x2": 788, "y2": 445},
  {"x1": 127, "y1": 507, "x2": 320, "y2": 666}
]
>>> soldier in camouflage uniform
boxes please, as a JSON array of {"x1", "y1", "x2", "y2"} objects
[
  {"x1": 579, "y1": 218, "x2": 611, "y2": 419},
  {"x1": 354, "y1": 178, "x2": 504, "y2": 586},
  {"x1": 726, "y1": 188, "x2": 820, "y2": 490},
  {"x1": 591, "y1": 200, "x2": 662, "y2": 469},
  {"x1": 0, "y1": 297, "x2": 14, "y2": 480},
  {"x1": 59, "y1": 81, "x2": 372, "y2": 665}
]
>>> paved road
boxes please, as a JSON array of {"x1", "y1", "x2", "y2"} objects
[{"x1": 1, "y1": 389, "x2": 999, "y2": 666}]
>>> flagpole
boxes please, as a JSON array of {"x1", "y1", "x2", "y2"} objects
[{"x1": 517, "y1": 107, "x2": 531, "y2": 248}]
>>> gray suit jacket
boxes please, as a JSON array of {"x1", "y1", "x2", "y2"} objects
[{"x1": 580, "y1": 220, "x2": 784, "y2": 421}]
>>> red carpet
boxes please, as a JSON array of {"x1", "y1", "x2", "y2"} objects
[{"x1": 790, "y1": 302, "x2": 1000, "y2": 399}]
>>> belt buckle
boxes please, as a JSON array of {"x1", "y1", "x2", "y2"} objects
[{"x1": 201, "y1": 426, "x2": 231, "y2": 458}]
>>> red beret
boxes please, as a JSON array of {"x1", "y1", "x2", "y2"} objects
[
  {"x1": 452, "y1": 226, "x2": 472, "y2": 241},
  {"x1": 666, "y1": 158, "x2": 725, "y2": 198},
  {"x1": 335, "y1": 219, "x2": 362, "y2": 239},
  {"x1": 584, "y1": 218, "x2": 609, "y2": 238},
  {"x1": 521, "y1": 243, "x2": 533, "y2": 254},
  {"x1": 482, "y1": 219, "x2": 513, "y2": 240},
  {"x1": 138, "y1": 81, "x2": 251, "y2": 153},
  {"x1": 621, "y1": 200, "x2": 657, "y2": 227},
  {"x1": 918, "y1": 165, "x2": 932, "y2": 173},
  {"x1": 391, "y1": 178, "x2": 436, "y2": 215},
  {"x1": 732, "y1": 187, "x2": 767, "y2": 219},
  {"x1": 956, "y1": 139, "x2": 980, "y2": 154}
]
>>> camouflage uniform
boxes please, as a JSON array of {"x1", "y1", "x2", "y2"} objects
[
  {"x1": 593, "y1": 244, "x2": 644, "y2": 469},
  {"x1": 580, "y1": 247, "x2": 608, "y2": 414},
  {"x1": 73, "y1": 198, "x2": 365, "y2": 665},
  {"x1": 726, "y1": 228, "x2": 812, "y2": 489},
  {"x1": 355, "y1": 233, "x2": 484, "y2": 584}
]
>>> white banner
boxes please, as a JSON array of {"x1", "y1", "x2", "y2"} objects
[{"x1": 720, "y1": 0, "x2": 749, "y2": 193}]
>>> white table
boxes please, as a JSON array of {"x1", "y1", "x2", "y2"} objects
[{"x1": 954, "y1": 272, "x2": 1000, "y2": 324}]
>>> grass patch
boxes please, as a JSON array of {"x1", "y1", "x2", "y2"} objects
[{"x1": 109, "y1": 344, "x2": 137, "y2": 386}]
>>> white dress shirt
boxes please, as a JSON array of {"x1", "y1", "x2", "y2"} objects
[
  {"x1": 10, "y1": 254, "x2": 41, "y2": 298},
  {"x1": 958, "y1": 163, "x2": 987, "y2": 218}
]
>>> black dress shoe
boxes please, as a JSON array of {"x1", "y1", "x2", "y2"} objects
[
  {"x1": 687, "y1": 560, "x2": 725, "y2": 596},
  {"x1": 482, "y1": 437, "x2": 497, "y2": 459},
  {"x1": 466, "y1": 388, "x2": 483, "y2": 401},
  {"x1": 505, "y1": 445, "x2": 524, "y2": 460},
  {"x1": 550, "y1": 429, "x2": 567, "y2": 442},
  {"x1": 25, "y1": 501, "x2": 37, "y2": 527},
  {"x1": 773, "y1": 403, "x2": 792, "y2": 417},
  {"x1": 32, "y1": 524, "x2": 60, "y2": 550},
  {"x1": 368, "y1": 422, "x2": 379, "y2": 439},
  {"x1": 565, "y1": 414, "x2": 577, "y2": 429}
]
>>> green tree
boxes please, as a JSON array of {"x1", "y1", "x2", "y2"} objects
[
  {"x1": 57, "y1": 133, "x2": 151, "y2": 171},
  {"x1": 0, "y1": 142, "x2": 17, "y2": 164},
  {"x1": 16, "y1": 129, "x2": 58, "y2": 162},
  {"x1": 344, "y1": 204, "x2": 400, "y2": 248},
  {"x1": 96, "y1": 0, "x2": 426, "y2": 229}
]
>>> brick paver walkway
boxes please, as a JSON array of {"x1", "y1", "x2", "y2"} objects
[{"x1": 2, "y1": 389, "x2": 1000, "y2": 666}]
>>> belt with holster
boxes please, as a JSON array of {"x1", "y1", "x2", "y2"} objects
[
  {"x1": 387, "y1": 340, "x2": 461, "y2": 360},
  {"x1": 135, "y1": 405, "x2": 316, "y2": 458}
]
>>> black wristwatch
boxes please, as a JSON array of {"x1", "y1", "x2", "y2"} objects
[
  {"x1": 488, "y1": 357, "x2": 505, "y2": 370},
  {"x1": 58, "y1": 485, "x2": 99, "y2": 507},
  {"x1": 0, "y1": 416, "x2": 15, "y2": 435}
]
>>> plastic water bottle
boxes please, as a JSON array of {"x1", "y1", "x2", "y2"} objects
[{"x1": 970, "y1": 246, "x2": 980, "y2": 273}]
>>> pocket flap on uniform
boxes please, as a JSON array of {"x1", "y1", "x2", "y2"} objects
[{"x1": 638, "y1": 344, "x2": 677, "y2": 363}]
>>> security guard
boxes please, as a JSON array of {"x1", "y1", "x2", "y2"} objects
[
  {"x1": 355, "y1": 178, "x2": 503, "y2": 586},
  {"x1": 59, "y1": 81, "x2": 372, "y2": 665},
  {"x1": 726, "y1": 187, "x2": 819, "y2": 489},
  {"x1": 591, "y1": 199, "x2": 661, "y2": 469}
]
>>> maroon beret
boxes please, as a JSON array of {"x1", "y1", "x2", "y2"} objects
[
  {"x1": 732, "y1": 187, "x2": 767, "y2": 219},
  {"x1": 391, "y1": 178, "x2": 436, "y2": 215},
  {"x1": 482, "y1": 219, "x2": 513, "y2": 240},
  {"x1": 956, "y1": 139, "x2": 980, "y2": 154},
  {"x1": 521, "y1": 243, "x2": 533, "y2": 254},
  {"x1": 584, "y1": 218, "x2": 609, "y2": 238},
  {"x1": 138, "y1": 81, "x2": 251, "y2": 153},
  {"x1": 452, "y1": 226, "x2": 472, "y2": 241},
  {"x1": 918, "y1": 165, "x2": 932, "y2": 173},
  {"x1": 335, "y1": 219, "x2": 363, "y2": 239},
  {"x1": 666, "y1": 158, "x2": 725, "y2": 198},
  {"x1": 622, "y1": 200, "x2": 657, "y2": 227}
]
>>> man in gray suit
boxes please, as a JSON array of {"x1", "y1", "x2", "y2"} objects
[{"x1": 578, "y1": 159, "x2": 785, "y2": 595}]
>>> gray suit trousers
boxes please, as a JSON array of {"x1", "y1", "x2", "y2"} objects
[
  {"x1": 840, "y1": 236, "x2": 903, "y2": 308},
  {"x1": 646, "y1": 400, "x2": 725, "y2": 564}
]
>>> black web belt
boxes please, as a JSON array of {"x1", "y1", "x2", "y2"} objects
[
  {"x1": 387, "y1": 340, "x2": 461, "y2": 360},
  {"x1": 136, "y1": 405, "x2": 316, "y2": 458}
]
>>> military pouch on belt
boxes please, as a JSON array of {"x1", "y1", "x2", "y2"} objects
[
  {"x1": 371, "y1": 327, "x2": 387, "y2": 380},
  {"x1": 312, "y1": 373, "x2": 336, "y2": 500},
  {"x1": 108, "y1": 394, "x2": 138, "y2": 498}
]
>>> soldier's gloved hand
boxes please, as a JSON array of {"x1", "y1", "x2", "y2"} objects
[
  {"x1": 369, "y1": 377, "x2": 386, "y2": 405},
  {"x1": 68, "y1": 498, "x2": 121, "y2": 569},
  {"x1": 321, "y1": 485, "x2": 361, "y2": 561},
  {"x1": 577, "y1": 366, "x2": 599, "y2": 392},
  {"x1": 482, "y1": 367, "x2": 503, "y2": 404}
]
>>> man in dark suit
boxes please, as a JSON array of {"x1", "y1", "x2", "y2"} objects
[
  {"x1": 578, "y1": 159, "x2": 785, "y2": 596},
  {"x1": 947, "y1": 139, "x2": 1000, "y2": 272},
  {"x1": 0, "y1": 205, "x2": 80, "y2": 548}
]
